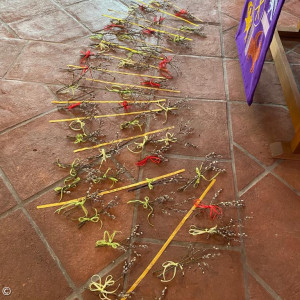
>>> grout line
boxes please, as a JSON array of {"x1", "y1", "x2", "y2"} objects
[
  {"x1": 0, "y1": 167, "x2": 79, "y2": 295},
  {"x1": 0, "y1": 107, "x2": 58, "y2": 136},
  {"x1": 136, "y1": 237, "x2": 241, "y2": 252},
  {"x1": 50, "y1": 0, "x2": 93, "y2": 34},
  {"x1": 247, "y1": 265, "x2": 283, "y2": 300},
  {"x1": 2, "y1": 40, "x2": 29, "y2": 78},
  {"x1": 270, "y1": 172, "x2": 300, "y2": 196},
  {"x1": 165, "y1": 153, "x2": 232, "y2": 162},
  {"x1": 217, "y1": 1, "x2": 250, "y2": 298},
  {"x1": 0, "y1": 17, "x2": 20, "y2": 38}
]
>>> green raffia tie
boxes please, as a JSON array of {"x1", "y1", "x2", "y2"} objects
[
  {"x1": 55, "y1": 198, "x2": 87, "y2": 215},
  {"x1": 127, "y1": 196, "x2": 154, "y2": 226},
  {"x1": 78, "y1": 209, "x2": 102, "y2": 225},
  {"x1": 106, "y1": 85, "x2": 132, "y2": 99},
  {"x1": 89, "y1": 274, "x2": 119, "y2": 300},
  {"x1": 69, "y1": 119, "x2": 85, "y2": 132},
  {"x1": 159, "y1": 261, "x2": 183, "y2": 283},
  {"x1": 145, "y1": 178, "x2": 154, "y2": 190},
  {"x1": 95, "y1": 231, "x2": 121, "y2": 249},
  {"x1": 156, "y1": 103, "x2": 176, "y2": 122},
  {"x1": 120, "y1": 119, "x2": 143, "y2": 131},
  {"x1": 157, "y1": 132, "x2": 177, "y2": 146},
  {"x1": 189, "y1": 225, "x2": 218, "y2": 236},
  {"x1": 127, "y1": 136, "x2": 148, "y2": 153},
  {"x1": 194, "y1": 164, "x2": 221, "y2": 187}
]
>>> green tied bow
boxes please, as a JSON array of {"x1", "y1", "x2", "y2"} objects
[
  {"x1": 89, "y1": 274, "x2": 119, "y2": 300},
  {"x1": 189, "y1": 225, "x2": 218, "y2": 236},
  {"x1": 127, "y1": 196, "x2": 154, "y2": 226},
  {"x1": 95, "y1": 231, "x2": 121, "y2": 249},
  {"x1": 159, "y1": 261, "x2": 183, "y2": 282}
]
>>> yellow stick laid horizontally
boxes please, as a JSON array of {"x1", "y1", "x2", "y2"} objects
[
  {"x1": 120, "y1": 179, "x2": 216, "y2": 299},
  {"x1": 51, "y1": 99, "x2": 167, "y2": 104},
  {"x1": 49, "y1": 107, "x2": 177, "y2": 123},
  {"x1": 85, "y1": 78, "x2": 180, "y2": 93},
  {"x1": 102, "y1": 14, "x2": 192, "y2": 41},
  {"x1": 36, "y1": 169, "x2": 185, "y2": 209},
  {"x1": 67, "y1": 65, "x2": 165, "y2": 79},
  {"x1": 74, "y1": 125, "x2": 174, "y2": 153}
]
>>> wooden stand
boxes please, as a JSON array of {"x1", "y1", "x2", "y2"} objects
[{"x1": 269, "y1": 23, "x2": 300, "y2": 160}]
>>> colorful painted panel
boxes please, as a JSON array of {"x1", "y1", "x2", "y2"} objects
[{"x1": 235, "y1": 0, "x2": 285, "y2": 105}]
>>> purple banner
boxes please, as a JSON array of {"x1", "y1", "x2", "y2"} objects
[{"x1": 235, "y1": 0, "x2": 285, "y2": 105}]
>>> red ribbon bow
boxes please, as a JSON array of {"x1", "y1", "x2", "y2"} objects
[
  {"x1": 175, "y1": 9, "x2": 188, "y2": 17},
  {"x1": 194, "y1": 202, "x2": 223, "y2": 220},
  {"x1": 68, "y1": 102, "x2": 81, "y2": 110},
  {"x1": 136, "y1": 156, "x2": 161, "y2": 166},
  {"x1": 141, "y1": 80, "x2": 160, "y2": 88},
  {"x1": 142, "y1": 28, "x2": 156, "y2": 35},
  {"x1": 104, "y1": 24, "x2": 125, "y2": 31},
  {"x1": 80, "y1": 50, "x2": 94, "y2": 65},
  {"x1": 159, "y1": 56, "x2": 173, "y2": 79},
  {"x1": 121, "y1": 100, "x2": 129, "y2": 111}
]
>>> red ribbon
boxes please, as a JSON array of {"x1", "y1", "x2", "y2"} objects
[
  {"x1": 139, "y1": 4, "x2": 145, "y2": 11},
  {"x1": 141, "y1": 80, "x2": 160, "y2": 88},
  {"x1": 104, "y1": 24, "x2": 125, "y2": 31},
  {"x1": 80, "y1": 50, "x2": 94, "y2": 65},
  {"x1": 68, "y1": 102, "x2": 81, "y2": 110},
  {"x1": 194, "y1": 202, "x2": 223, "y2": 220},
  {"x1": 142, "y1": 28, "x2": 156, "y2": 35},
  {"x1": 159, "y1": 56, "x2": 173, "y2": 79},
  {"x1": 136, "y1": 156, "x2": 161, "y2": 166},
  {"x1": 175, "y1": 9, "x2": 188, "y2": 17},
  {"x1": 121, "y1": 100, "x2": 129, "y2": 111}
]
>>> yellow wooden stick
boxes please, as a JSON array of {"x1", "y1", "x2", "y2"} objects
[
  {"x1": 49, "y1": 107, "x2": 177, "y2": 123},
  {"x1": 74, "y1": 125, "x2": 174, "y2": 153},
  {"x1": 36, "y1": 169, "x2": 185, "y2": 209},
  {"x1": 67, "y1": 65, "x2": 165, "y2": 79},
  {"x1": 51, "y1": 99, "x2": 167, "y2": 104},
  {"x1": 103, "y1": 14, "x2": 192, "y2": 41},
  {"x1": 121, "y1": 179, "x2": 216, "y2": 299},
  {"x1": 85, "y1": 78, "x2": 180, "y2": 93},
  {"x1": 102, "y1": 54, "x2": 160, "y2": 70},
  {"x1": 136, "y1": 0, "x2": 200, "y2": 26}
]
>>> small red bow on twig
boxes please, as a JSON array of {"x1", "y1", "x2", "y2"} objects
[
  {"x1": 68, "y1": 102, "x2": 81, "y2": 110},
  {"x1": 80, "y1": 50, "x2": 94, "y2": 65},
  {"x1": 194, "y1": 202, "x2": 223, "y2": 220},
  {"x1": 136, "y1": 156, "x2": 161, "y2": 166},
  {"x1": 142, "y1": 28, "x2": 156, "y2": 35},
  {"x1": 141, "y1": 80, "x2": 160, "y2": 88},
  {"x1": 175, "y1": 9, "x2": 188, "y2": 17}
]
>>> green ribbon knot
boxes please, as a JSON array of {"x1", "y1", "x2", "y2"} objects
[
  {"x1": 89, "y1": 274, "x2": 119, "y2": 300},
  {"x1": 95, "y1": 231, "x2": 121, "y2": 249}
]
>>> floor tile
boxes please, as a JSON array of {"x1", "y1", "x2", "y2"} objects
[
  {"x1": 223, "y1": 26, "x2": 239, "y2": 58},
  {"x1": 0, "y1": 210, "x2": 72, "y2": 299},
  {"x1": 278, "y1": 11, "x2": 299, "y2": 27},
  {"x1": 0, "y1": 178, "x2": 17, "y2": 214},
  {"x1": 0, "y1": 80, "x2": 53, "y2": 131},
  {"x1": 233, "y1": 145, "x2": 264, "y2": 192},
  {"x1": 283, "y1": 0, "x2": 300, "y2": 18},
  {"x1": 170, "y1": 0, "x2": 219, "y2": 23},
  {"x1": 158, "y1": 56, "x2": 225, "y2": 99},
  {"x1": 221, "y1": 13, "x2": 239, "y2": 32},
  {"x1": 0, "y1": 111, "x2": 87, "y2": 200},
  {"x1": 147, "y1": 100, "x2": 230, "y2": 158},
  {"x1": 221, "y1": 0, "x2": 245, "y2": 21},
  {"x1": 26, "y1": 178, "x2": 134, "y2": 286},
  {"x1": 241, "y1": 174, "x2": 300, "y2": 299},
  {"x1": 0, "y1": 24, "x2": 17, "y2": 38},
  {"x1": 0, "y1": 39, "x2": 25, "y2": 78},
  {"x1": 0, "y1": 0, "x2": 57, "y2": 23},
  {"x1": 6, "y1": 41, "x2": 83, "y2": 84},
  {"x1": 226, "y1": 60, "x2": 286, "y2": 104},
  {"x1": 248, "y1": 273, "x2": 274, "y2": 300},
  {"x1": 126, "y1": 243, "x2": 245, "y2": 299},
  {"x1": 273, "y1": 160, "x2": 300, "y2": 192},
  {"x1": 230, "y1": 102, "x2": 294, "y2": 166},
  {"x1": 9, "y1": 10, "x2": 90, "y2": 43},
  {"x1": 65, "y1": 0, "x2": 128, "y2": 32}
]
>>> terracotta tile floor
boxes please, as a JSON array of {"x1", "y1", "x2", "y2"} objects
[{"x1": 0, "y1": 0, "x2": 299, "y2": 299}]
